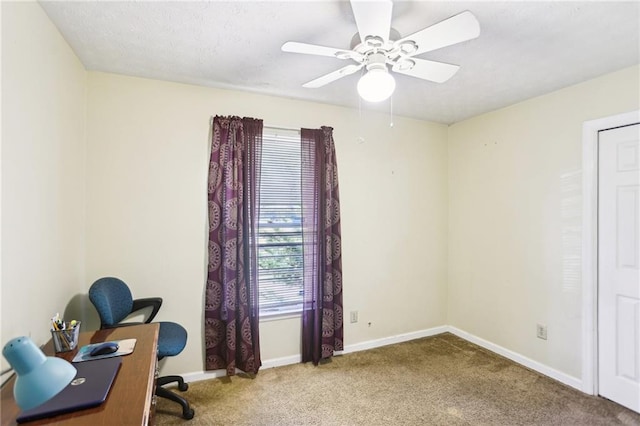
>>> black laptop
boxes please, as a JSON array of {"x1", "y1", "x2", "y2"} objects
[{"x1": 16, "y1": 357, "x2": 121, "y2": 423}]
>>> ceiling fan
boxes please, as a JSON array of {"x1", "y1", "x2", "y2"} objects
[{"x1": 282, "y1": 0, "x2": 480, "y2": 102}]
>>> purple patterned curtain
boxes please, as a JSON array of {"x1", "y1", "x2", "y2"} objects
[
  {"x1": 300, "y1": 126, "x2": 343, "y2": 365},
  {"x1": 205, "y1": 116, "x2": 262, "y2": 375}
]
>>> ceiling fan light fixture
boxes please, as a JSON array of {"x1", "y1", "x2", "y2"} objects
[{"x1": 357, "y1": 62, "x2": 396, "y2": 102}]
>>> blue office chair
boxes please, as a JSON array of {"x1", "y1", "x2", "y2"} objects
[{"x1": 89, "y1": 277, "x2": 194, "y2": 420}]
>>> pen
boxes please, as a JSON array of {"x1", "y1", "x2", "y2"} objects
[{"x1": 51, "y1": 314, "x2": 80, "y2": 351}]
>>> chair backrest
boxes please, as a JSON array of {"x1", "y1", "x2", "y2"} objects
[{"x1": 89, "y1": 277, "x2": 134, "y2": 327}]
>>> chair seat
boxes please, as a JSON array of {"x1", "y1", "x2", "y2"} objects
[{"x1": 157, "y1": 322, "x2": 187, "y2": 358}]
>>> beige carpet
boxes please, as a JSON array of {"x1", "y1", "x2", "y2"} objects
[{"x1": 156, "y1": 333, "x2": 640, "y2": 425}]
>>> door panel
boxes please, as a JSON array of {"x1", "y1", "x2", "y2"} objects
[
  {"x1": 617, "y1": 186, "x2": 639, "y2": 269},
  {"x1": 616, "y1": 295, "x2": 638, "y2": 380},
  {"x1": 598, "y1": 123, "x2": 640, "y2": 413}
]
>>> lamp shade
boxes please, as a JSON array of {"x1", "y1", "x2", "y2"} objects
[
  {"x1": 357, "y1": 68, "x2": 396, "y2": 102},
  {"x1": 2, "y1": 336, "x2": 76, "y2": 410}
]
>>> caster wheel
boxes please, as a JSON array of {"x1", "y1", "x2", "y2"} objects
[
  {"x1": 178, "y1": 382, "x2": 189, "y2": 392},
  {"x1": 183, "y1": 408, "x2": 195, "y2": 420}
]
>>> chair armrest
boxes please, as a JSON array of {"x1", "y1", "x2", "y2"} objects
[{"x1": 131, "y1": 297, "x2": 163, "y2": 323}]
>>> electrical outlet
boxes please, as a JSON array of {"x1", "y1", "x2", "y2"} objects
[
  {"x1": 536, "y1": 324, "x2": 547, "y2": 340},
  {"x1": 350, "y1": 311, "x2": 358, "y2": 323}
]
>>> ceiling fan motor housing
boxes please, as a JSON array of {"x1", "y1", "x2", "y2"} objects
[{"x1": 365, "y1": 52, "x2": 388, "y2": 72}]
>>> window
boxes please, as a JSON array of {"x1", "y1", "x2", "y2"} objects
[{"x1": 258, "y1": 128, "x2": 303, "y2": 315}]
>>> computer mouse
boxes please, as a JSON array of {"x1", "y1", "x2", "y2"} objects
[{"x1": 89, "y1": 342, "x2": 119, "y2": 357}]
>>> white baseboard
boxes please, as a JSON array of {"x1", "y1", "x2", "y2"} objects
[
  {"x1": 447, "y1": 326, "x2": 582, "y2": 391},
  {"x1": 181, "y1": 325, "x2": 583, "y2": 393},
  {"x1": 261, "y1": 354, "x2": 301, "y2": 369},
  {"x1": 342, "y1": 325, "x2": 449, "y2": 354},
  {"x1": 182, "y1": 369, "x2": 227, "y2": 383},
  {"x1": 180, "y1": 326, "x2": 447, "y2": 383},
  {"x1": 182, "y1": 354, "x2": 302, "y2": 383}
]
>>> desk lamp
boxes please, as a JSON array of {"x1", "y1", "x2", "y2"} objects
[{"x1": 2, "y1": 336, "x2": 76, "y2": 410}]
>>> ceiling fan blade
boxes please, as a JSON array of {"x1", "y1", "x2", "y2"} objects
[
  {"x1": 282, "y1": 41, "x2": 361, "y2": 60},
  {"x1": 350, "y1": 0, "x2": 393, "y2": 43},
  {"x1": 392, "y1": 58, "x2": 460, "y2": 83},
  {"x1": 397, "y1": 11, "x2": 480, "y2": 56},
  {"x1": 302, "y1": 64, "x2": 364, "y2": 88}
]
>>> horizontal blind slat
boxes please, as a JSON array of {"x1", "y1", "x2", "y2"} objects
[{"x1": 258, "y1": 127, "x2": 303, "y2": 314}]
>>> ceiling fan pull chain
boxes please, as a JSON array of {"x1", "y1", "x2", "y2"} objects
[
  {"x1": 389, "y1": 95, "x2": 394, "y2": 128},
  {"x1": 357, "y1": 90, "x2": 365, "y2": 144}
]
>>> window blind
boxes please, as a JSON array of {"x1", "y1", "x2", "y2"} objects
[{"x1": 258, "y1": 128, "x2": 303, "y2": 314}]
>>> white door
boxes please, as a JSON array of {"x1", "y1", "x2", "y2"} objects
[{"x1": 598, "y1": 123, "x2": 640, "y2": 412}]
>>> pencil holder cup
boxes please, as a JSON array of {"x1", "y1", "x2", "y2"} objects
[{"x1": 51, "y1": 323, "x2": 81, "y2": 353}]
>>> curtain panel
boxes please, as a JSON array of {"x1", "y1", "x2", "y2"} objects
[
  {"x1": 205, "y1": 116, "x2": 263, "y2": 375},
  {"x1": 300, "y1": 126, "x2": 344, "y2": 365}
]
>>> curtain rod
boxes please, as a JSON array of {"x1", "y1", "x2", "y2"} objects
[{"x1": 208, "y1": 117, "x2": 300, "y2": 133}]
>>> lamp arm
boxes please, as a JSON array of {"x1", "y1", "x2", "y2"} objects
[
  {"x1": 131, "y1": 297, "x2": 163, "y2": 323},
  {"x1": 1, "y1": 367, "x2": 15, "y2": 388}
]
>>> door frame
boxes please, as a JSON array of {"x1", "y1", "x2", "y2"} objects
[{"x1": 581, "y1": 110, "x2": 640, "y2": 395}]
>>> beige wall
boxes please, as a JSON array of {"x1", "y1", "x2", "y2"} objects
[
  {"x1": 85, "y1": 72, "x2": 449, "y2": 375},
  {"x1": 1, "y1": 1, "x2": 87, "y2": 367},
  {"x1": 447, "y1": 65, "x2": 640, "y2": 379},
  {"x1": 3, "y1": 2, "x2": 639, "y2": 383}
]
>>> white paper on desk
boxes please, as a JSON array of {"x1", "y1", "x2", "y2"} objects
[{"x1": 72, "y1": 338, "x2": 137, "y2": 363}]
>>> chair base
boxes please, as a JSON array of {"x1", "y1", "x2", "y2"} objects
[
  {"x1": 156, "y1": 375, "x2": 194, "y2": 420},
  {"x1": 157, "y1": 375, "x2": 189, "y2": 391}
]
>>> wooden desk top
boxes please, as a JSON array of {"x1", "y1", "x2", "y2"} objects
[{"x1": 1, "y1": 324, "x2": 159, "y2": 426}]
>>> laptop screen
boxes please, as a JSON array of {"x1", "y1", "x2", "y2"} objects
[{"x1": 16, "y1": 357, "x2": 121, "y2": 423}]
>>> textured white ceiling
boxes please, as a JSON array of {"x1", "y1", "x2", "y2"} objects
[{"x1": 40, "y1": 1, "x2": 640, "y2": 124}]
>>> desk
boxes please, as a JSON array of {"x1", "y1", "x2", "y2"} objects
[{"x1": 1, "y1": 324, "x2": 159, "y2": 426}]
